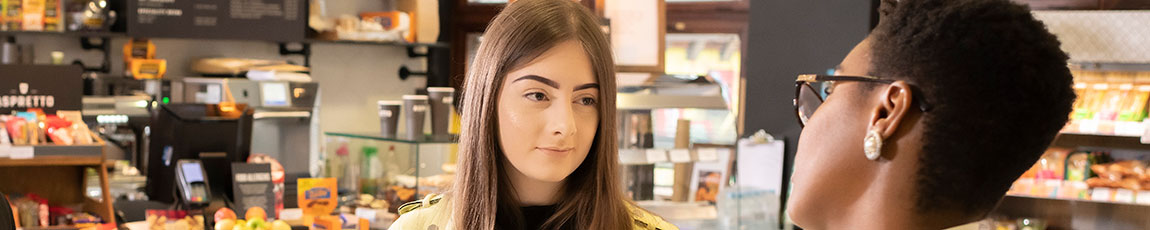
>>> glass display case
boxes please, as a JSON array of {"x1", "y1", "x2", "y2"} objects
[{"x1": 322, "y1": 132, "x2": 457, "y2": 213}]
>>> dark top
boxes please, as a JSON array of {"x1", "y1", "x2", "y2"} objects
[
  {"x1": 496, "y1": 205, "x2": 573, "y2": 230},
  {"x1": 0, "y1": 193, "x2": 14, "y2": 229}
]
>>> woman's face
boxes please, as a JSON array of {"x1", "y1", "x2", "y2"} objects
[
  {"x1": 497, "y1": 40, "x2": 600, "y2": 183},
  {"x1": 787, "y1": 39, "x2": 881, "y2": 225}
]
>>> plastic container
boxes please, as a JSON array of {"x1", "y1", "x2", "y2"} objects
[{"x1": 717, "y1": 188, "x2": 778, "y2": 230}]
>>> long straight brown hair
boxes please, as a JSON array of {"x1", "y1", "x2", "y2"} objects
[{"x1": 451, "y1": 0, "x2": 631, "y2": 229}]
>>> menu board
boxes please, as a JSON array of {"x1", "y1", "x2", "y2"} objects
[{"x1": 127, "y1": 0, "x2": 306, "y2": 41}]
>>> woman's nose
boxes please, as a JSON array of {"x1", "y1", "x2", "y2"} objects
[{"x1": 547, "y1": 103, "x2": 578, "y2": 137}]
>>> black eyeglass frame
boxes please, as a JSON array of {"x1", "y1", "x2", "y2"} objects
[{"x1": 793, "y1": 74, "x2": 933, "y2": 127}]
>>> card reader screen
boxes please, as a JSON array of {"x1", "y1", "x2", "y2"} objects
[{"x1": 180, "y1": 162, "x2": 205, "y2": 183}]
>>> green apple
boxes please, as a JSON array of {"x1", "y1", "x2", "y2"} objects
[{"x1": 246, "y1": 218, "x2": 267, "y2": 230}]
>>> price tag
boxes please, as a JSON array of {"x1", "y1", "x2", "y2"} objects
[
  {"x1": 10, "y1": 146, "x2": 33, "y2": 159},
  {"x1": 1079, "y1": 119, "x2": 1099, "y2": 134},
  {"x1": 669, "y1": 149, "x2": 692, "y2": 163},
  {"x1": 1137, "y1": 191, "x2": 1150, "y2": 205},
  {"x1": 1115, "y1": 189, "x2": 1136, "y2": 203},
  {"x1": 1142, "y1": 120, "x2": 1150, "y2": 144},
  {"x1": 355, "y1": 208, "x2": 379, "y2": 222},
  {"x1": 645, "y1": 149, "x2": 668, "y2": 163},
  {"x1": 697, "y1": 148, "x2": 718, "y2": 162},
  {"x1": 1091, "y1": 188, "x2": 1113, "y2": 202}
]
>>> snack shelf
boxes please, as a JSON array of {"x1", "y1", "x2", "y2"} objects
[
  {"x1": 306, "y1": 39, "x2": 450, "y2": 48},
  {"x1": 994, "y1": 194, "x2": 1150, "y2": 229},
  {"x1": 1005, "y1": 194, "x2": 1150, "y2": 208},
  {"x1": 0, "y1": 29, "x2": 448, "y2": 48},
  {"x1": 0, "y1": 133, "x2": 115, "y2": 225},
  {"x1": 1053, "y1": 132, "x2": 1150, "y2": 151}
]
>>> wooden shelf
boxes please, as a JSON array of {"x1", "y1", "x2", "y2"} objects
[
  {"x1": 0, "y1": 156, "x2": 104, "y2": 167},
  {"x1": 0, "y1": 133, "x2": 115, "y2": 225},
  {"x1": 0, "y1": 30, "x2": 125, "y2": 38}
]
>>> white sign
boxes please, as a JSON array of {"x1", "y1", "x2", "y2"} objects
[
  {"x1": 697, "y1": 148, "x2": 718, "y2": 162},
  {"x1": 645, "y1": 149, "x2": 668, "y2": 163},
  {"x1": 10, "y1": 146, "x2": 34, "y2": 159},
  {"x1": 737, "y1": 139, "x2": 785, "y2": 193},
  {"x1": 669, "y1": 149, "x2": 691, "y2": 163},
  {"x1": 0, "y1": 144, "x2": 10, "y2": 158}
]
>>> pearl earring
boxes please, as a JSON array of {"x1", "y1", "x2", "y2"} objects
[{"x1": 864, "y1": 130, "x2": 883, "y2": 160}]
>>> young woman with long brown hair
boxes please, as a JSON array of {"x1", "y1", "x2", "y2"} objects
[{"x1": 389, "y1": 0, "x2": 676, "y2": 229}]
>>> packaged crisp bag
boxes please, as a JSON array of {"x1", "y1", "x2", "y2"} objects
[
  {"x1": 6, "y1": 117, "x2": 27, "y2": 145},
  {"x1": 44, "y1": 115, "x2": 73, "y2": 145},
  {"x1": 298, "y1": 178, "x2": 338, "y2": 226},
  {"x1": 56, "y1": 111, "x2": 93, "y2": 144}
]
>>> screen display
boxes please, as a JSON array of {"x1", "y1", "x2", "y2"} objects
[
  {"x1": 180, "y1": 162, "x2": 205, "y2": 183},
  {"x1": 261, "y1": 82, "x2": 290, "y2": 107}
]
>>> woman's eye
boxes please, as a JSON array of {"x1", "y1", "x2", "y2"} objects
[
  {"x1": 525, "y1": 92, "x2": 549, "y2": 101},
  {"x1": 578, "y1": 97, "x2": 597, "y2": 106}
]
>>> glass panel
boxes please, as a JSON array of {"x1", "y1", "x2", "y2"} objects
[
  {"x1": 322, "y1": 132, "x2": 456, "y2": 215},
  {"x1": 649, "y1": 33, "x2": 742, "y2": 146}
]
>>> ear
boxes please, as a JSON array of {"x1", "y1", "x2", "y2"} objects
[{"x1": 867, "y1": 81, "x2": 914, "y2": 139}]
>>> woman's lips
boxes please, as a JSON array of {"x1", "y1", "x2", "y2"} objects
[{"x1": 537, "y1": 147, "x2": 574, "y2": 155}]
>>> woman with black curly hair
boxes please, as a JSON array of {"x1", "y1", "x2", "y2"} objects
[{"x1": 787, "y1": 0, "x2": 1076, "y2": 229}]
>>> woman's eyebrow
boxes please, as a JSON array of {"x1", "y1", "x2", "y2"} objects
[
  {"x1": 574, "y1": 83, "x2": 599, "y2": 91},
  {"x1": 512, "y1": 75, "x2": 559, "y2": 89}
]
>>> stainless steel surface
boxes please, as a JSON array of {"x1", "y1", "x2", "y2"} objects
[
  {"x1": 180, "y1": 78, "x2": 321, "y2": 176},
  {"x1": 1, "y1": 38, "x2": 15, "y2": 64},
  {"x1": 82, "y1": 96, "x2": 152, "y2": 116}
]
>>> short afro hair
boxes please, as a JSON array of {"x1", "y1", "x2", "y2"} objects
[{"x1": 869, "y1": 0, "x2": 1076, "y2": 214}]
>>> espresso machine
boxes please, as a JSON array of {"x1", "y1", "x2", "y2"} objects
[{"x1": 179, "y1": 78, "x2": 320, "y2": 176}]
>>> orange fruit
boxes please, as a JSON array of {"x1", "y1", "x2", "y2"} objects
[
  {"x1": 214, "y1": 208, "x2": 237, "y2": 222},
  {"x1": 245, "y1": 207, "x2": 267, "y2": 221}
]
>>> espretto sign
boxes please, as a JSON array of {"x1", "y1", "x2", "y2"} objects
[{"x1": 1, "y1": 82, "x2": 56, "y2": 109}]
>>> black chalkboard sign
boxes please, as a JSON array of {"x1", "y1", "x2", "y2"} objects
[
  {"x1": 127, "y1": 0, "x2": 306, "y2": 42},
  {"x1": 232, "y1": 163, "x2": 276, "y2": 218},
  {"x1": 0, "y1": 65, "x2": 83, "y2": 114}
]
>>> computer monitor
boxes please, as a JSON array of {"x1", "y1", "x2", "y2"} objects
[{"x1": 146, "y1": 104, "x2": 253, "y2": 204}]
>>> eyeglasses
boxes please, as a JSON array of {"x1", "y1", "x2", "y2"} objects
[{"x1": 793, "y1": 74, "x2": 932, "y2": 127}]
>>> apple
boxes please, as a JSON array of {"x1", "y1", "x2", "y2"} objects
[
  {"x1": 214, "y1": 219, "x2": 236, "y2": 230},
  {"x1": 271, "y1": 220, "x2": 291, "y2": 230},
  {"x1": 214, "y1": 208, "x2": 237, "y2": 222},
  {"x1": 246, "y1": 218, "x2": 268, "y2": 230},
  {"x1": 233, "y1": 220, "x2": 247, "y2": 230}
]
